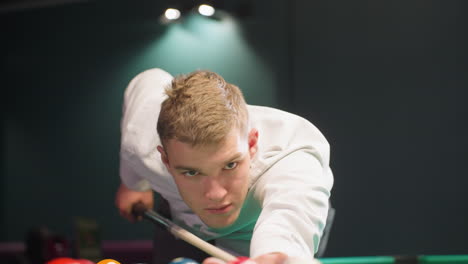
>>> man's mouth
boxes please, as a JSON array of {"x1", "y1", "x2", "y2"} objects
[{"x1": 205, "y1": 204, "x2": 233, "y2": 214}]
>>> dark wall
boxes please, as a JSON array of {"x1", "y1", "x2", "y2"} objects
[
  {"x1": 2, "y1": 0, "x2": 467, "y2": 257},
  {"x1": 1, "y1": 0, "x2": 289, "y2": 242},
  {"x1": 291, "y1": 1, "x2": 468, "y2": 256}
]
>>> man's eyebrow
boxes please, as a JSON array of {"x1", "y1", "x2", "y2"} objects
[
  {"x1": 224, "y1": 153, "x2": 244, "y2": 163},
  {"x1": 174, "y1": 165, "x2": 200, "y2": 171},
  {"x1": 174, "y1": 153, "x2": 244, "y2": 171}
]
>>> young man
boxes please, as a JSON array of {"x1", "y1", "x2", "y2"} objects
[{"x1": 115, "y1": 68, "x2": 333, "y2": 264}]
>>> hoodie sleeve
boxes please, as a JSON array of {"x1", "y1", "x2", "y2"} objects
[
  {"x1": 119, "y1": 156, "x2": 152, "y2": 191},
  {"x1": 119, "y1": 68, "x2": 173, "y2": 191},
  {"x1": 250, "y1": 150, "x2": 333, "y2": 258}
]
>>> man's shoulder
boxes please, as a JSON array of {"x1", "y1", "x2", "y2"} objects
[
  {"x1": 120, "y1": 69, "x2": 173, "y2": 158},
  {"x1": 123, "y1": 68, "x2": 173, "y2": 104},
  {"x1": 247, "y1": 104, "x2": 330, "y2": 180},
  {"x1": 247, "y1": 105, "x2": 316, "y2": 130}
]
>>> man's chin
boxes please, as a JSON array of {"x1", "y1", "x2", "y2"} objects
[
  {"x1": 201, "y1": 213, "x2": 239, "y2": 229},
  {"x1": 205, "y1": 221, "x2": 234, "y2": 229}
]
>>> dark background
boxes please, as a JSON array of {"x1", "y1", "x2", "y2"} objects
[{"x1": 1, "y1": 0, "x2": 467, "y2": 257}]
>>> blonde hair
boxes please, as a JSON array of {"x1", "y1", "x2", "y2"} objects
[{"x1": 157, "y1": 70, "x2": 249, "y2": 147}]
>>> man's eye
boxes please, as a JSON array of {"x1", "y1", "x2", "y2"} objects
[
  {"x1": 224, "y1": 162, "x2": 238, "y2": 170},
  {"x1": 183, "y1": 170, "x2": 199, "y2": 177}
]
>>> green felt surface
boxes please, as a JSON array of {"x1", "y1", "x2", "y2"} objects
[
  {"x1": 419, "y1": 255, "x2": 468, "y2": 264},
  {"x1": 318, "y1": 255, "x2": 468, "y2": 264},
  {"x1": 319, "y1": 256, "x2": 395, "y2": 264}
]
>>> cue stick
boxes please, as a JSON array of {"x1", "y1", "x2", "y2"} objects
[{"x1": 132, "y1": 202, "x2": 237, "y2": 262}]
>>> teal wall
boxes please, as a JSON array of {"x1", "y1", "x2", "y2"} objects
[{"x1": 2, "y1": 0, "x2": 288, "y2": 241}]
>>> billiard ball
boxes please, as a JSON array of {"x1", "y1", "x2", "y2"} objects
[
  {"x1": 47, "y1": 257, "x2": 95, "y2": 264},
  {"x1": 169, "y1": 257, "x2": 200, "y2": 264}
]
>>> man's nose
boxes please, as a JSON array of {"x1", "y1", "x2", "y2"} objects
[{"x1": 203, "y1": 177, "x2": 227, "y2": 201}]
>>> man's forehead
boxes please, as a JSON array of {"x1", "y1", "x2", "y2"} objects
[{"x1": 164, "y1": 134, "x2": 248, "y2": 162}]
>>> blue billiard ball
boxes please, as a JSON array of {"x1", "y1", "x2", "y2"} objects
[{"x1": 169, "y1": 257, "x2": 199, "y2": 264}]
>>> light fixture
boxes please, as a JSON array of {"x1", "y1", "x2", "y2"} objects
[
  {"x1": 164, "y1": 8, "x2": 181, "y2": 20},
  {"x1": 198, "y1": 4, "x2": 215, "y2": 17}
]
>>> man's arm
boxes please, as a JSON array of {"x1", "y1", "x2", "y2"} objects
[
  {"x1": 250, "y1": 150, "x2": 333, "y2": 260},
  {"x1": 202, "y1": 252, "x2": 313, "y2": 264},
  {"x1": 116, "y1": 159, "x2": 154, "y2": 222},
  {"x1": 115, "y1": 182, "x2": 154, "y2": 222},
  {"x1": 116, "y1": 68, "x2": 173, "y2": 222}
]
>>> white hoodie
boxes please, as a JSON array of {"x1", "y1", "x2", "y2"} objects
[{"x1": 119, "y1": 68, "x2": 334, "y2": 259}]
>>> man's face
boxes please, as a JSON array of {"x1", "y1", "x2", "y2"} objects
[{"x1": 158, "y1": 128, "x2": 258, "y2": 228}]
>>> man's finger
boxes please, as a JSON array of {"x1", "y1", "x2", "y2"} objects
[{"x1": 202, "y1": 257, "x2": 226, "y2": 264}]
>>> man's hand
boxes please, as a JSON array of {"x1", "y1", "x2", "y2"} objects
[
  {"x1": 202, "y1": 253, "x2": 287, "y2": 264},
  {"x1": 252, "y1": 253, "x2": 287, "y2": 264},
  {"x1": 115, "y1": 183, "x2": 154, "y2": 222}
]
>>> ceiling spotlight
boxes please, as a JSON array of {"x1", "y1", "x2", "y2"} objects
[
  {"x1": 164, "y1": 8, "x2": 181, "y2": 20},
  {"x1": 198, "y1": 4, "x2": 215, "y2": 17}
]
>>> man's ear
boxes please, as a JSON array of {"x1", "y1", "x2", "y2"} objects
[
  {"x1": 157, "y1": 145, "x2": 170, "y2": 169},
  {"x1": 248, "y1": 128, "x2": 259, "y2": 157}
]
